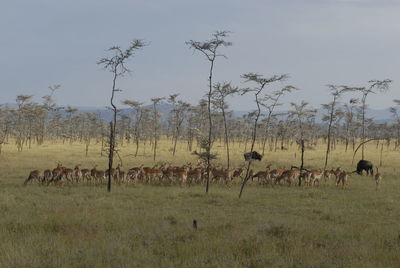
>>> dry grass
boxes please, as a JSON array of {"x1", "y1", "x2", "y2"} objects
[{"x1": 0, "y1": 139, "x2": 399, "y2": 267}]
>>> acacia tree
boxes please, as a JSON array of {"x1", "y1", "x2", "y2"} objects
[
  {"x1": 260, "y1": 86, "x2": 296, "y2": 155},
  {"x1": 167, "y1": 95, "x2": 190, "y2": 156},
  {"x1": 355, "y1": 79, "x2": 391, "y2": 160},
  {"x1": 0, "y1": 105, "x2": 12, "y2": 154},
  {"x1": 289, "y1": 101, "x2": 316, "y2": 177},
  {"x1": 15, "y1": 95, "x2": 33, "y2": 152},
  {"x1": 150, "y1": 97, "x2": 164, "y2": 162},
  {"x1": 38, "y1": 85, "x2": 61, "y2": 145},
  {"x1": 122, "y1": 100, "x2": 144, "y2": 157},
  {"x1": 322, "y1": 85, "x2": 352, "y2": 170},
  {"x1": 390, "y1": 99, "x2": 400, "y2": 149},
  {"x1": 98, "y1": 39, "x2": 145, "y2": 192},
  {"x1": 343, "y1": 98, "x2": 358, "y2": 152},
  {"x1": 238, "y1": 73, "x2": 288, "y2": 198},
  {"x1": 186, "y1": 30, "x2": 232, "y2": 193},
  {"x1": 211, "y1": 82, "x2": 238, "y2": 169},
  {"x1": 65, "y1": 106, "x2": 78, "y2": 144}
]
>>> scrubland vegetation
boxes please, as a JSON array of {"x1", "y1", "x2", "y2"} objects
[{"x1": 1, "y1": 140, "x2": 399, "y2": 267}]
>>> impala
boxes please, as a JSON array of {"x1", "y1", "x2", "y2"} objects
[
  {"x1": 375, "y1": 167, "x2": 382, "y2": 191},
  {"x1": 24, "y1": 170, "x2": 43, "y2": 185},
  {"x1": 334, "y1": 168, "x2": 348, "y2": 188}
]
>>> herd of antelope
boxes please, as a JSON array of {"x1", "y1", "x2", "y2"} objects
[
  {"x1": 23, "y1": 161, "x2": 383, "y2": 189},
  {"x1": 23, "y1": 162, "x2": 244, "y2": 186}
]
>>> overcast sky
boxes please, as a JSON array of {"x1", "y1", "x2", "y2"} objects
[{"x1": 1, "y1": 0, "x2": 399, "y2": 110}]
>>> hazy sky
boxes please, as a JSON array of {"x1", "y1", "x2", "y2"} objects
[{"x1": 1, "y1": 0, "x2": 399, "y2": 110}]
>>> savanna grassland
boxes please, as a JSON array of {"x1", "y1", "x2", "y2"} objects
[{"x1": 0, "y1": 139, "x2": 400, "y2": 267}]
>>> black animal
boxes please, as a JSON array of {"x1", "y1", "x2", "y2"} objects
[
  {"x1": 356, "y1": 160, "x2": 373, "y2": 175},
  {"x1": 244, "y1": 151, "x2": 263, "y2": 161}
]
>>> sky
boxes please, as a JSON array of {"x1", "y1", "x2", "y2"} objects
[{"x1": 1, "y1": 0, "x2": 399, "y2": 111}]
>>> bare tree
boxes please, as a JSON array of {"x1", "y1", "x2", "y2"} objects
[
  {"x1": 355, "y1": 79, "x2": 392, "y2": 160},
  {"x1": 186, "y1": 30, "x2": 232, "y2": 193},
  {"x1": 390, "y1": 99, "x2": 400, "y2": 149},
  {"x1": 122, "y1": 100, "x2": 144, "y2": 157},
  {"x1": 260, "y1": 86, "x2": 296, "y2": 155},
  {"x1": 98, "y1": 39, "x2": 145, "y2": 192},
  {"x1": 322, "y1": 85, "x2": 352, "y2": 169},
  {"x1": 65, "y1": 106, "x2": 78, "y2": 144},
  {"x1": 289, "y1": 101, "x2": 316, "y2": 178},
  {"x1": 343, "y1": 98, "x2": 359, "y2": 152},
  {"x1": 150, "y1": 97, "x2": 164, "y2": 162},
  {"x1": 211, "y1": 82, "x2": 238, "y2": 169},
  {"x1": 238, "y1": 73, "x2": 288, "y2": 198},
  {"x1": 167, "y1": 95, "x2": 190, "y2": 156}
]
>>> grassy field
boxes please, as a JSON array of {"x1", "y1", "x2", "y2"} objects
[{"x1": 0, "y1": 139, "x2": 399, "y2": 267}]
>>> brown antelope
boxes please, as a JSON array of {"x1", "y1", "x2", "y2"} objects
[
  {"x1": 43, "y1": 169, "x2": 52, "y2": 183},
  {"x1": 211, "y1": 167, "x2": 235, "y2": 184},
  {"x1": 81, "y1": 168, "x2": 91, "y2": 182},
  {"x1": 141, "y1": 166, "x2": 164, "y2": 183},
  {"x1": 334, "y1": 168, "x2": 348, "y2": 188},
  {"x1": 187, "y1": 167, "x2": 204, "y2": 185},
  {"x1": 74, "y1": 165, "x2": 83, "y2": 183},
  {"x1": 47, "y1": 163, "x2": 65, "y2": 185},
  {"x1": 307, "y1": 170, "x2": 323, "y2": 186},
  {"x1": 175, "y1": 166, "x2": 190, "y2": 185},
  {"x1": 105, "y1": 167, "x2": 118, "y2": 182},
  {"x1": 126, "y1": 165, "x2": 143, "y2": 183},
  {"x1": 161, "y1": 166, "x2": 188, "y2": 184},
  {"x1": 24, "y1": 170, "x2": 43, "y2": 185},
  {"x1": 230, "y1": 168, "x2": 243, "y2": 183},
  {"x1": 375, "y1": 167, "x2": 382, "y2": 191},
  {"x1": 115, "y1": 164, "x2": 126, "y2": 184},
  {"x1": 61, "y1": 167, "x2": 74, "y2": 182},
  {"x1": 90, "y1": 165, "x2": 97, "y2": 178},
  {"x1": 252, "y1": 169, "x2": 271, "y2": 184},
  {"x1": 323, "y1": 169, "x2": 334, "y2": 182},
  {"x1": 269, "y1": 168, "x2": 286, "y2": 183},
  {"x1": 299, "y1": 169, "x2": 310, "y2": 185},
  {"x1": 91, "y1": 165, "x2": 105, "y2": 183},
  {"x1": 161, "y1": 165, "x2": 175, "y2": 183},
  {"x1": 276, "y1": 169, "x2": 299, "y2": 186}
]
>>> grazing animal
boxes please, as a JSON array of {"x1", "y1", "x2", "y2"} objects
[
  {"x1": 81, "y1": 169, "x2": 91, "y2": 182},
  {"x1": 232, "y1": 168, "x2": 243, "y2": 181},
  {"x1": 243, "y1": 151, "x2": 263, "y2": 161},
  {"x1": 334, "y1": 168, "x2": 348, "y2": 188},
  {"x1": 269, "y1": 168, "x2": 286, "y2": 183},
  {"x1": 43, "y1": 169, "x2": 52, "y2": 183},
  {"x1": 73, "y1": 165, "x2": 83, "y2": 182},
  {"x1": 91, "y1": 165, "x2": 105, "y2": 183},
  {"x1": 115, "y1": 164, "x2": 126, "y2": 184},
  {"x1": 252, "y1": 169, "x2": 271, "y2": 184},
  {"x1": 47, "y1": 163, "x2": 65, "y2": 185},
  {"x1": 303, "y1": 170, "x2": 323, "y2": 186},
  {"x1": 61, "y1": 168, "x2": 74, "y2": 182},
  {"x1": 126, "y1": 166, "x2": 143, "y2": 183},
  {"x1": 24, "y1": 170, "x2": 43, "y2": 185},
  {"x1": 323, "y1": 169, "x2": 334, "y2": 182},
  {"x1": 187, "y1": 168, "x2": 204, "y2": 184},
  {"x1": 276, "y1": 169, "x2": 299, "y2": 186},
  {"x1": 356, "y1": 160, "x2": 373, "y2": 176},
  {"x1": 211, "y1": 168, "x2": 234, "y2": 184},
  {"x1": 375, "y1": 167, "x2": 382, "y2": 190}
]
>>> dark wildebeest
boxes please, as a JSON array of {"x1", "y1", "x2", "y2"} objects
[
  {"x1": 244, "y1": 151, "x2": 263, "y2": 161},
  {"x1": 356, "y1": 160, "x2": 373, "y2": 175}
]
